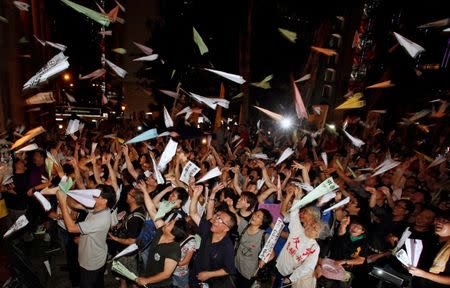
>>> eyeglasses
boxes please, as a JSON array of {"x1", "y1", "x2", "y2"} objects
[{"x1": 213, "y1": 214, "x2": 231, "y2": 229}]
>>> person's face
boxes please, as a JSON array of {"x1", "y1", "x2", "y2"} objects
[
  {"x1": 15, "y1": 159, "x2": 26, "y2": 171},
  {"x1": 145, "y1": 176, "x2": 156, "y2": 187},
  {"x1": 250, "y1": 210, "x2": 264, "y2": 227},
  {"x1": 33, "y1": 152, "x2": 44, "y2": 166},
  {"x1": 299, "y1": 208, "x2": 313, "y2": 223},
  {"x1": 127, "y1": 190, "x2": 136, "y2": 205},
  {"x1": 368, "y1": 153, "x2": 377, "y2": 163},
  {"x1": 434, "y1": 218, "x2": 450, "y2": 237},
  {"x1": 349, "y1": 223, "x2": 365, "y2": 237},
  {"x1": 210, "y1": 212, "x2": 231, "y2": 233},
  {"x1": 392, "y1": 201, "x2": 408, "y2": 217},
  {"x1": 236, "y1": 196, "x2": 248, "y2": 210},
  {"x1": 415, "y1": 209, "x2": 435, "y2": 228},
  {"x1": 94, "y1": 194, "x2": 108, "y2": 209},
  {"x1": 382, "y1": 174, "x2": 392, "y2": 185}
]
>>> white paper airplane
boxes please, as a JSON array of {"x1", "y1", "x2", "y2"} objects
[
  {"x1": 204, "y1": 68, "x2": 245, "y2": 84},
  {"x1": 393, "y1": 32, "x2": 425, "y2": 58},
  {"x1": 105, "y1": 59, "x2": 127, "y2": 78},
  {"x1": 196, "y1": 167, "x2": 222, "y2": 183},
  {"x1": 23, "y1": 52, "x2": 70, "y2": 90}
]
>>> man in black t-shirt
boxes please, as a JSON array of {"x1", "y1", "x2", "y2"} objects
[
  {"x1": 189, "y1": 185, "x2": 237, "y2": 288},
  {"x1": 4, "y1": 159, "x2": 29, "y2": 226}
]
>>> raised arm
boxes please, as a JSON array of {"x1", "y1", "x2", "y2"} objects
[
  {"x1": 232, "y1": 165, "x2": 242, "y2": 195},
  {"x1": 122, "y1": 145, "x2": 139, "y2": 180},
  {"x1": 189, "y1": 185, "x2": 204, "y2": 226},
  {"x1": 153, "y1": 186, "x2": 175, "y2": 208},
  {"x1": 138, "y1": 181, "x2": 164, "y2": 229}
]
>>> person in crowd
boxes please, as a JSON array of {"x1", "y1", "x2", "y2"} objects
[
  {"x1": 189, "y1": 184, "x2": 237, "y2": 288},
  {"x1": 56, "y1": 184, "x2": 116, "y2": 288}
]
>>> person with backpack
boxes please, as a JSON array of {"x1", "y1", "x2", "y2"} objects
[
  {"x1": 136, "y1": 180, "x2": 188, "y2": 288},
  {"x1": 108, "y1": 188, "x2": 146, "y2": 288},
  {"x1": 233, "y1": 208, "x2": 273, "y2": 287}
]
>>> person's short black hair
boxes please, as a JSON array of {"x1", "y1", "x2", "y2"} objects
[
  {"x1": 397, "y1": 199, "x2": 415, "y2": 216},
  {"x1": 241, "y1": 192, "x2": 258, "y2": 211},
  {"x1": 62, "y1": 163, "x2": 74, "y2": 176},
  {"x1": 171, "y1": 218, "x2": 188, "y2": 242},
  {"x1": 222, "y1": 209, "x2": 237, "y2": 230},
  {"x1": 97, "y1": 184, "x2": 116, "y2": 209},
  {"x1": 259, "y1": 208, "x2": 273, "y2": 230},
  {"x1": 173, "y1": 187, "x2": 189, "y2": 206},
  {"x1": 350, "y1": 216, "x2": 366, "y2": 231}
]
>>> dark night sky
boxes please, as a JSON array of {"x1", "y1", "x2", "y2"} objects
[{"x1": 44, "y1": 0, "x2": 449, "y2": 118}]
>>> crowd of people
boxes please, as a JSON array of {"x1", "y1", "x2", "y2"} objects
[{"x1": 0, "y1": 114, "x2": 449, "y2": 288}]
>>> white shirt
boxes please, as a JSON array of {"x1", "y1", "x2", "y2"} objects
[{"x1": 276, "y1": 200, "x2": 320, "y2": 282}]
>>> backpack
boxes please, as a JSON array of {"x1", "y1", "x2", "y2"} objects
[{"x1": 135, "y1": 219, "x2": 157, "y2": 251}]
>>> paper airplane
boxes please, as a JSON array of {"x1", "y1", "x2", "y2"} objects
[
  {"x1": 16, "y1": 143, "x2": 38, "y2": 152},
  {"x1": 159, "y1": 89, "x2": 178, "y2": 99},
  {"x1": 231, "y1": 92, "x2": 244, "y2": 100},
  {"x1": 176, "y1": 107, "x2": 193, "y2": 120},
  {"x1": 394, "y1": 227, "x2": 412, "y2": 253},
  {"x1": 417, "y1": 18, "x2": 450, "y2": 29},
  {"x1": 311, "y1": 46, "x2": 337, "y2": 56},
  {"x1": 366, "y1": 80, "x2": 395, "y2": 89},
  {"x1": 105, "y1": 59, "x2": 127, "y2": 78},
  {"x1": 317, "y1": 191, "x2": 336, "y2": 206},
  {"x1": 249, "y1": 153, "x2": 269, "y2": 160},
  {"x1": 80, "y1": 68, "x2": 106, "y2": 80},
  {"x1": 10, "y1": 126, "x2": 45, "y2": 150},
  {"x1": 343, "y1": 129, "x2": 365, "y2": 148},
  {"x1": 204, "y1": 68, "x2": 245, "y2": 84},
  {"x1": 150, "y1": 154, "x2": 164, "y2": 184},
  {"x1": 157, "y1": 139, "x2": 178, "y2": 172},
  {"x1": 189, "y1": 92, "x2": 230, "y2": 110},
  {"x1": 393, "y1": 32, "x2": 425, "y2": 58},
  {"x1": 59, "y1": 176, "x2": 74, "y2": 193},
  {"x1": 44, "y1": 260, "x2": 51, "y2": 276},
  {"x1": 427, "y1": 155, "x2": 447, "y2": 169},
  {"x1": 68, "y1": 189, "x2": 100, "y2": 197},
  {"x1": 278, "y1": 28, "x2": 297, "y2": 43},
  {"x1": 125, "y1": 128, "x2": 158, "y2": 144},
  {"x1": 321, "y1": 152, "x2": 328, "y2": 167},
  {"x1": 395, "y1": 249, "x2": 411, "y2": 266},
  {"x1": 65, "y1": 92, "x2": 76, "y2": 103},
  {"x1": 112, "y1": 48, "x2": 126, "y2": 55},
  {"x1": 34, "y1": 192, "x2": 52, "y2": 211},
  {"x1": 163, "y1": 106, "x2": 173, "y2": 128},
  {"x1": 196, "y1": 167, "x2": 222, "y2": 183},
  {"x1": 114, "y1": 244, "x2": 138, "y2": 260},
  {"x1": 335, "y1": 93, "x2": 365, "y2": 110},
  {"x1": 133, "y1": 54, "x2": 159, "y2": 61},
  {"x1": 372, "y1": 158, "x2": 401, "y2": 177},
  {"x1": 431, "y1": 100, "x2": 448, "y2": 118},
  {"x1": 294, "y1": 74, "x2": 311, "y2": 83},
  {"x1": 67, "y1": 191, "x2": 95, "y2": 208},
  {"x1": 323, "y1": 197, "x2": 350, "y2": 213},
  {"x1": 133, "y1": 42, "x2": 153, "y2": 55},
  {"x1": 65, "y1": 119, "x2": 80, "y2": 135},
  {"x1": 253, "y1": 106, "x2": 283, "y2": 121},
  {"x1": 398, "y1": 109, "x2": 431, "y2": 126},
  {"x1": 193, "y1": 27, "x2": 209, "y2": 55},
  {"x1": 23, "y1": 52, "x2": 69, "y2": 90},
  {"x1": 155, "y1": 201, "x2": 177, "y2": 220},
  {"x1": 293, "y1": 81, "x2": 308, "y2": 119},
  {"x1": 0, "y1": 16, "x2": 8, "y2": 23},
  {"x1": 3, "y1": 215, "x2": 29, "y2": 238},
  {"x1": 33, "y1": 35, "x2": 46, "y2": 46},
  {"x1": 25, "y1": 92, "x2": 55, "y2": 105},
  {"x1": 45, "y1": 41, "x2": 67, "y2": 51},
  {"x1": 292, "y1": 181, "x2": 314, "y2": 192},
  {"x1": 289, "y1": 177, "x2": 339, "y2": 212},
  {"x1": 60, "y1": 0, "x2": 110, "y2": 26},
  {"x1": 275, "y1": 147, "x2": 294, "y2": 166},
  {"x1": 114, "y1": 0, "x2": 125, "y2": 12},
  {"x1": 13, "y1": 1, "x2": 30, "y2": 11},
  {"x1": 250, "y1": 75, "x2": 273, "y2": 89}
]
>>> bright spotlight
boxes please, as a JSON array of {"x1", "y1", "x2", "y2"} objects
[
  {"x1": 201, "y1": 138, "x2": 207, "y2": 144},
  {"x1": 280, "y1": 118, "x2": 292, "y2": 129},
  {"x1": 137, "y1": 126, "x2": 143, "y2": 131},
  {"x1": 58, "y1": 124, "x2": 63, "y2": 129},
  {"x1": 327, "y1": 123, "x2": 336, "y2": 130}
]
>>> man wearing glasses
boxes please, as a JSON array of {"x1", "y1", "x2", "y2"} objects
[{"x1": 189, "y1": 184, "x2": 237, "y2": 288}]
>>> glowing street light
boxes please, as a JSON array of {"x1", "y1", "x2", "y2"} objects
[
  {"x1": 280, "y1": 117, "x2": 293, "y2": 129},
  {"x1": 63, "y1": 73, "x2": 71, "y2": 81}
]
